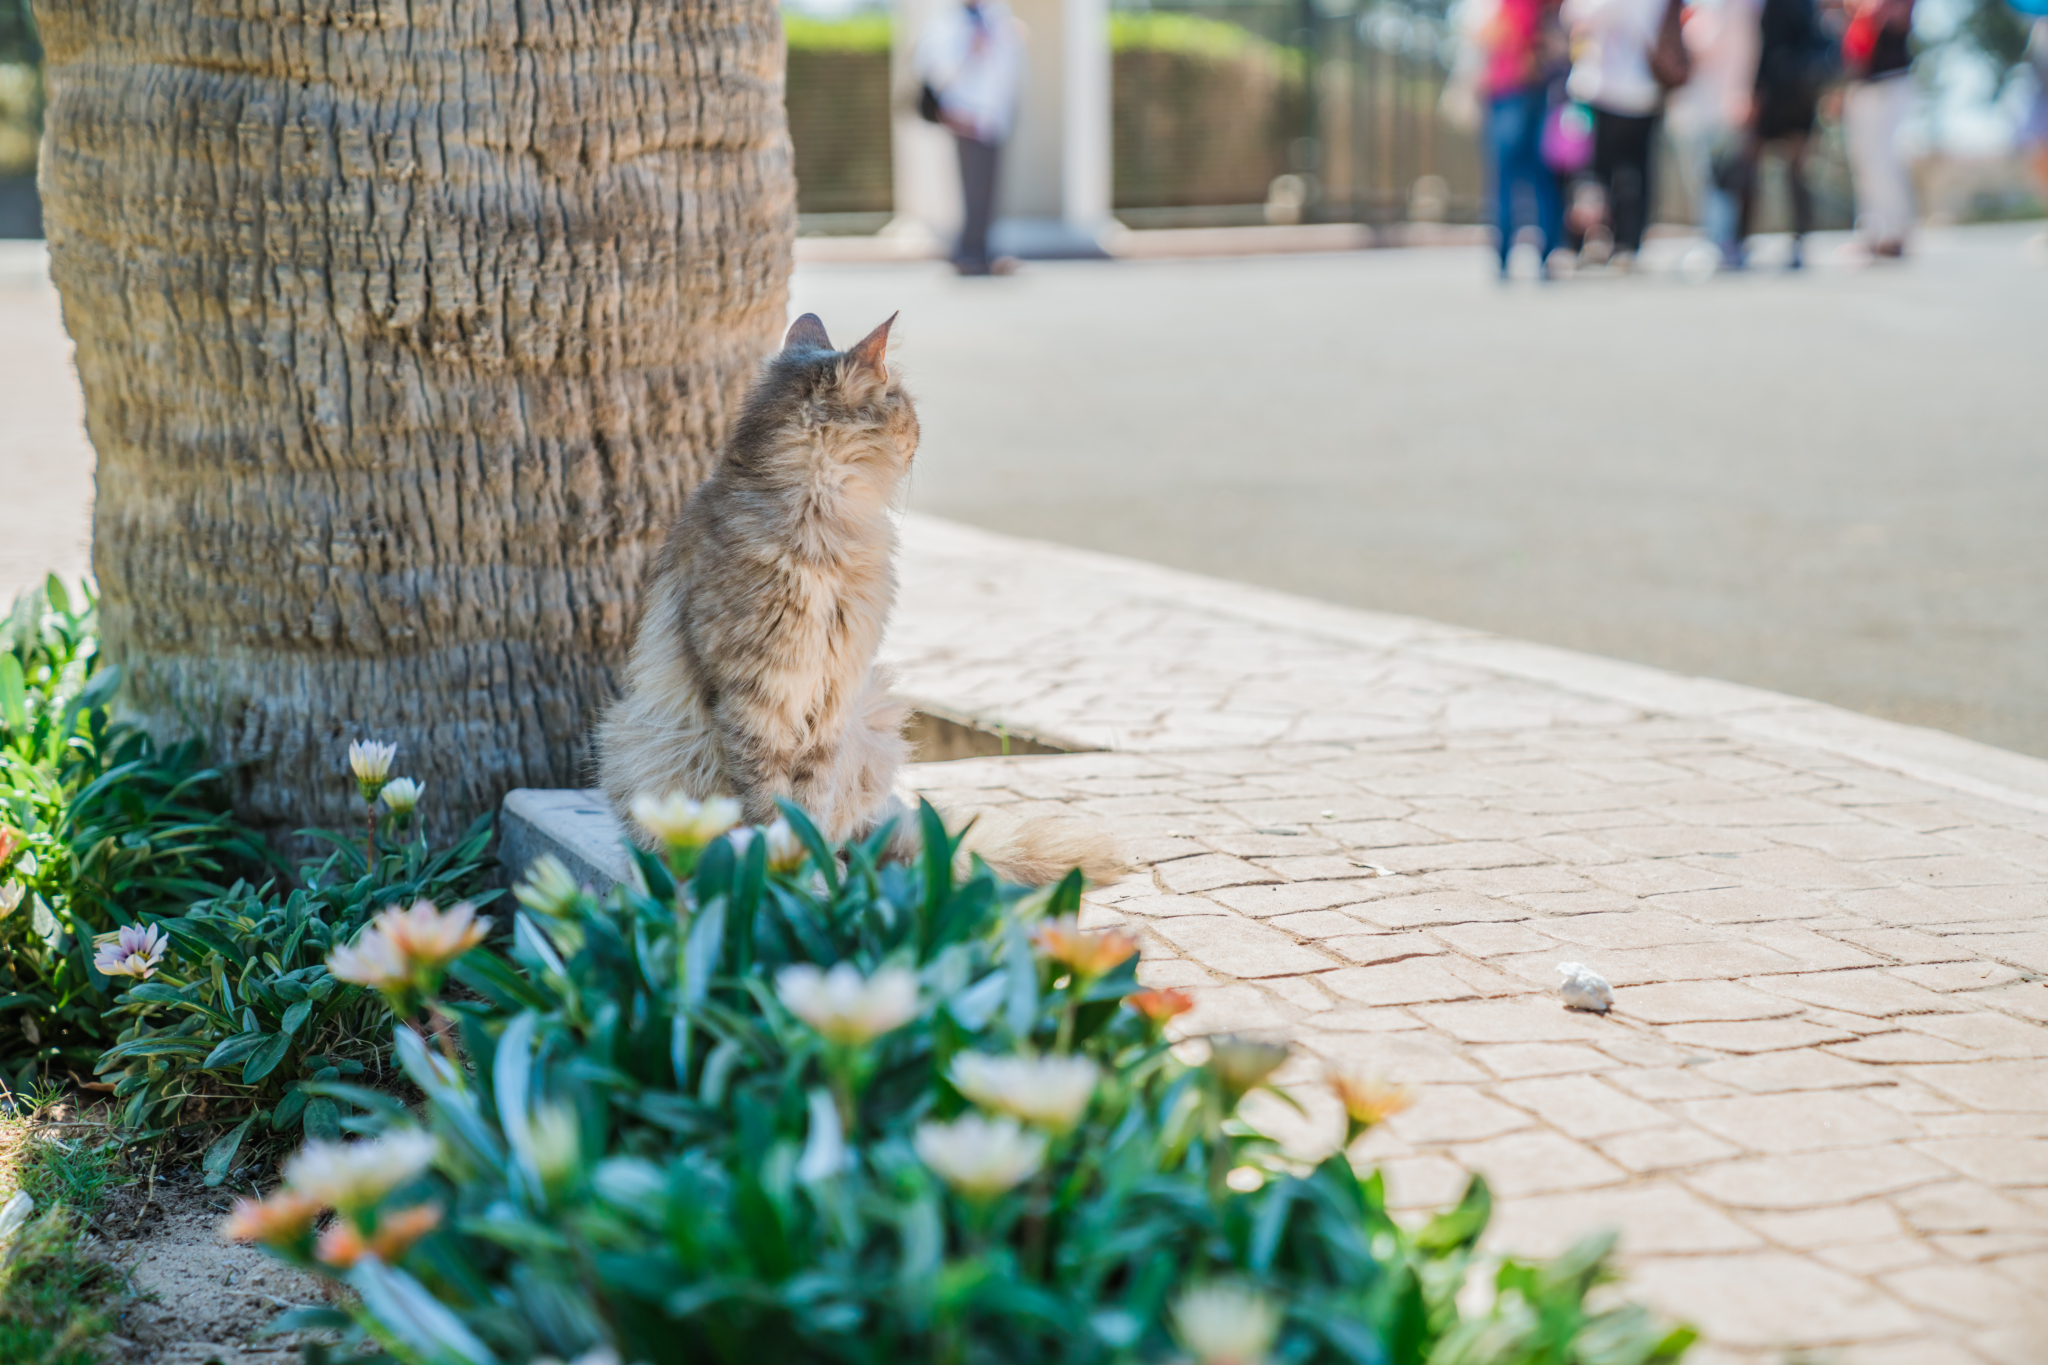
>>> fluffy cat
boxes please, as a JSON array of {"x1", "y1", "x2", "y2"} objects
[{"x1": 597, "y1": 312, "x2": 1121, "y2": 886}]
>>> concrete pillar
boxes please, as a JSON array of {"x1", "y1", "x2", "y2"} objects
[{"x1": 886, "y1": 0, "x2": 1114, "y2": 258}]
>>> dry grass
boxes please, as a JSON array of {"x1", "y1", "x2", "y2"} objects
[{"x1": 0, "y1": 1087, "x2": 132, "y2": 1365}]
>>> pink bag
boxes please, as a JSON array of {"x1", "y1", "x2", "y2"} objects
[{"x1": 1541, "y1": 101, "x2": 1595, "y2": 175}]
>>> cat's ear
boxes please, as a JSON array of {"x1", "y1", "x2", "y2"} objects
[
  {"x1": 783, "y1": 313, "x2": 833, "y2": 353},
  {"x1": 845, "y1": 313, "x2": 897, "y2": 380}
]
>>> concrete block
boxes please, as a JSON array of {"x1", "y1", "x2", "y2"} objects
[{"x1": 499, "y1": 788, "x2": 636, "y2": 895}]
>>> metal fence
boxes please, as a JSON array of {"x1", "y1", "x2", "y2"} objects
[{"x1": 1111, "y1": 0, "x2": 1486, "y2": 227}]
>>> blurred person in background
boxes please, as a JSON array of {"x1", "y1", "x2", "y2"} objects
[
  {"x1": 1471, "y1": 0, "x2": 1569, "y2": 278},
  {"x1": 1667, "y1": 0, "x2": 1760, "y2": 265},
  {"x1": 2017, "y1": 18, "x2": 2048, "y2": 255},
  {"x1": 1733, "y1": 0, "x2": 1829, "y2": 268},
  {"x1": 917, "y1": 0, "x2": 1027, "y2": 276},
  {"x1": 1562, "y1": 0, "x2": 1679, "y2": 269},
  {"x1": 1840, "y1": 0, "x2": 1916, "y2": 258}
]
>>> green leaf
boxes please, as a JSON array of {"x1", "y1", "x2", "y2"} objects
[
  {"x1": 241, "y1": 1032, "x2": 292, "y2": 1084},
  {"x1": 682, "y1": 896, "x2": 727, "y2": 1009},
  {"x1": 159, "y1": 916, "x2": 248, "y2": 968},
  {"x1": 43, "y1": 575, "x2": 70, "y2": 615},
  {"x1": 776, "y1": 799, "x2": 838, "y2": 893},
  {"x1": 346, "y1": 1259, "x2": 496, "y2": 1365},
  {"x1": 271, "y1": 1087, "x2": 309, "y2": 1129},
  {"x1": 121, "y1": 982, "x2": 191, "y2": 1006},
  {"x1": 104, "y1": 1037, "x2": 214, "y2": 1061},
  {"x1": 257, "y1": 1306, "x2": 353, "y2": 1337},
  {"x1": 298, "y1": 1079, "x2": 414, "y2": 1119},
  {"x1": 1414, "y1": 1173, "x2": 1492, "y2": 1255},
  {"x1": 203, "y1": 1031, "x2": 270, "y2": 1069},
  {"x1": 280, "y1": 999, "x2": 312, "y2": 1037},
  {"x1": 303, "y1": 1097, "x2": 341, "y2": 1140},
  {"x1": 0, "y1": 655, "x2": 25, "y2": 734},
  {"x1": 446, "y1": 950, "x2": 555, "y2": 1012},
  {"x1": 202, "y1": 1116, "x2": 255, "y2": 1186}
]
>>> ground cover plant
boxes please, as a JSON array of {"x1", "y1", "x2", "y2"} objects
[
  {"x1": 90, "y1": 744, "x2": 498, "y2": 1176},
  {"x1": 0, "y1": 579, "x2": 272, "y2": 1089},
  {"x1": 0, "y1": 1094, "x2": 132, "y2": 1365},
  {"x1": 229, "y1": 801, "x2": 1694, "y2": 1365}
]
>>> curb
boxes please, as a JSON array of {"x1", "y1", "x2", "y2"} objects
[
  {"x1": 894, "y1": 514, "x2": 2048, "y2": 817},
  {"x1": 500, "y1": 514, "x2": 2048, "y2": 886}
]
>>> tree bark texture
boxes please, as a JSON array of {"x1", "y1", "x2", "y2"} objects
[{"x1": 32, "y1": 0, "x2": 795, "y2": 843}]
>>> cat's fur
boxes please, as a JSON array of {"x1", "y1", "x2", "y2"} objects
[{"x1": 597, "y1": 312, "x2": 1122, "y2": 885}]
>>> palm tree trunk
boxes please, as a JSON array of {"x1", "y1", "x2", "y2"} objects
[{"x1": 31, "y1": 0, "x2": 795, "y2": 843}]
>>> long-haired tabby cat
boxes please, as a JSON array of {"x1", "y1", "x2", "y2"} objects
[{"x1": 597, "y1": 312, "x2": 1121, "y2": 886}]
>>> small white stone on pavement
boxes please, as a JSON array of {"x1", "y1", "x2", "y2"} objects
[{"x1": 1556, "y1": 962, "x2": 1614, "y2": 1014}]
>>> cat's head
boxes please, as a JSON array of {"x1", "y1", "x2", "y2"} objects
[{"x1": 725, "y1": 312, "x2": 919, "y2": 500}]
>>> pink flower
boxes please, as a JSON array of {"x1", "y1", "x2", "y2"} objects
[{"x1": 95, "y1": 923, "x2": 168, "y2": 979}]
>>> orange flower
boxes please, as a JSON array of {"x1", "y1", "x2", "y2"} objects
[
  {"x1": 222, "y1": 1190, "x2": 322, "y2": 1249},
  {"x1": 314, "y1": 1203, "x2": 442, "y2": 1268},
  {"x1": 1127, "y1": 988, "x2": 1195, "y2": 1024},
  {"x1": 1330, "y1": 1071, "x2": 1415, "y2": 1143},
  {"x1": 0, "y1": 825, "x2": 20, "y2": 865},
  {"x1": 1032, "y1": 916, "x2": 1138, "y2": 979},
  {"x1": 313, "y1": 1219, "x2": 367, "y2": 1268}
]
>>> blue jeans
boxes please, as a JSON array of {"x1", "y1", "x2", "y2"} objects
[{"x1": 1487, "y1": 88, "x2": 1563, "y2": 271}]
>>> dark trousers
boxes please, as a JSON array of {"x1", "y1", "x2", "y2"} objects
[
  {"x1": 1486, "y1": 88, "x2": 1563, "y2": 270},
  {"x1": 1591, "y1": 108, "x2": 1657, "y2": 254},
  {"x1": 953, "y1": 134, "x2": 1001, "y2": 271},
  {"x1": 1734, "y1": 134, "x2": 1815, "y2": 241}
]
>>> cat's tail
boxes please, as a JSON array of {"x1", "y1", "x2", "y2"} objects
[{"x1": 947, "y1": 807, "x2": 1128, "y2": 887}]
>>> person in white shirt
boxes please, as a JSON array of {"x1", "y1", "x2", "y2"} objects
[
  {"x1": 1562, "y1": 0, "x2": 1672, "y2": 263},
  {"x1": 915, "y1": 0, "x2": 1027, "y2": 275},
  {"x1": 1665, "y1": 0, "x2": 1759, "y2": 263}
]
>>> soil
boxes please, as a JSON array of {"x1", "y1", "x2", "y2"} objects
[{"x1": 91, "y1": 1173, "x2": 340, "y2": 1365}]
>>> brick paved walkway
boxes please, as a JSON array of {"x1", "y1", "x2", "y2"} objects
[{"x1": 888, "y1": 515, "x2": 2048, "y2": 1365}]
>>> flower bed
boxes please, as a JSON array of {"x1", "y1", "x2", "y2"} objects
[{"x1": 216, "y1": 800, "x2": 1695, "y2": 1365}]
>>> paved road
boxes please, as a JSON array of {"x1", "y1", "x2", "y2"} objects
[
  {"x1": 0, "y1": 246, "x2": 92, "y2": 600},
  {"x1": 793, "y1": 225, "x2": 2048, "y2": 761},
  {"x1": 6, "y1": 228, "x2": 2045, "y2": 759}
]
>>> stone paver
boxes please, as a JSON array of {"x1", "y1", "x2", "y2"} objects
[{"x1": 890, "y1": 514, "x2": 2048, "y2": 1364}]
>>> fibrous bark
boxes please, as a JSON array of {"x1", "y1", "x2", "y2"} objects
[{"x1": 33, "y1": 0, "x2": 795, "y2": 842}]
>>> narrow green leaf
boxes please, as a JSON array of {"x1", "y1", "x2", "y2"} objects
[
  {"x1": 776, "y1": 799, "x2": 838, "y2": 892},
  {"x1": 203, "y1": 1031, "x2": 269, "y2": 1070},
  {"x1": 0, "y1": 655, "x2": 25, "y2": 734},
  {"x1": 241, "y1": 1032, "x2": 292, "y2": 1084},
  {"x1": 1414, "y1": 1173, "x2": 1492, "y2": 1254},
  {"x1": 202, "y1": 1116, "x2": 255, "y2": 1186},
  {"x1": 297, "y1": 1080, "x2": 413, "y2": 1118},
  {"x1": 448, "y1": 951, "x2": 554, "y2": 1012},
  {"x1": 682, "y1": 896, "x2": 727, "y2": 1009},
  {"x1": 257, "y1": 1306, "x2": 353, "y2": 1337},
  {"x1": 120, "y1": 982, "x2": 191, "y2": 1006}
]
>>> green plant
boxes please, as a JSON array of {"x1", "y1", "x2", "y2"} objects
[
  {"x1": 91, "y1": 810, "x2": 499, "y2": 1176},
  {"x1": 233, "y1": 803, "x2": 1692, "y2": 1365},
  {"x1": 1109, "y1": 12, "x2": 1299, "y2": 76},
  {"x1": 784, "y1": 12, "x2": 892, "y2": 53},
  {"x1": 0, "y1": 0, "x2": 39, "y2": 179},
  {"x1": 0, "y1": 579, "x2": 273, "y2": 1088},
  {"x1": 0, "y1": 1105, "x2": 131, "y2": 1365}
]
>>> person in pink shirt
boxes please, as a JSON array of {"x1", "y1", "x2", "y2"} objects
[{"x1": 1477, "y1": 0, "x2": 1568, "y2": 278}]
